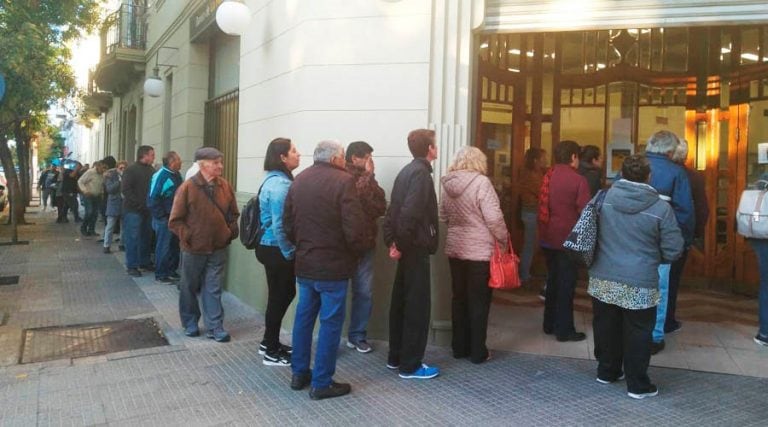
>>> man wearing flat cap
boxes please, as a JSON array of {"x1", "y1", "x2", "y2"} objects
[{"x1": 169, "y1": 147, "x2": 240, "y2": 342}]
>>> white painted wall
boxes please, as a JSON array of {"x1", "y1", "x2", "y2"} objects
[
  {"x1": 237, "y1": 0, "x2": 436, "y2": 194},
  {"x1": 142, "y1": 1, "x2": 209, "y2": 173}
]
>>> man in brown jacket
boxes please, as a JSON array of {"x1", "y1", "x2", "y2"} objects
[
  {"x1": 284, "y1": 140, "x2": 371, "y2": 400},
  {"x1": 169, "y1": 147, "x2": 240, "y2": 342}
]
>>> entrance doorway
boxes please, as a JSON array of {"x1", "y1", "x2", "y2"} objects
[{"x1": 475, "y1": 26, "x2": 768, "y2": 295}]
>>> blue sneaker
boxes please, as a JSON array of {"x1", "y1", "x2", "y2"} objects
[
  {"x1": 206, "y1": 328, "x2": 231, "y2": 343},
  {"x1": 398, "y1": 363, "x2": 439, "y2": 379}
]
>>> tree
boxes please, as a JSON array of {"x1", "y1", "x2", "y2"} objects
[{"x1": 0, "y1": 0, "x2": 102, "y2": 227}]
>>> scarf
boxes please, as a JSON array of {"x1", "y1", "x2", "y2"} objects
[{"x1": 537, "y1": 167, "x2": 554, "y2": 225}]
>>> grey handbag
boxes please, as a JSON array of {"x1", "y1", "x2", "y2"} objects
[{"x1": 563, "y1": 190, "x2": 607, "y2": 267}]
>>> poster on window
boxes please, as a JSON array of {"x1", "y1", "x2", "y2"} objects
[
  {"x1": 758, "y1": 143, "x2": 768, "y2": 164},
  {"x1": 606, "y1": 143, "x2": 634, "y2": 178}
]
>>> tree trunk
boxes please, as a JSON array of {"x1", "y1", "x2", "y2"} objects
[
  {"x1": 0, "y1": 135, "x2": 26, "y2": 225},
  {"x1": 14, "y1": 123, "x2": 31, "y2": 207}
]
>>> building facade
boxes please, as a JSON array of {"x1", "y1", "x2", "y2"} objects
[{"x1": 85, "y1": 0, "x2": 768, "y2": 343}]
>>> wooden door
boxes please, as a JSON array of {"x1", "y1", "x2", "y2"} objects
[{"x1": 683, "y1": 104, "x2": 757, "y2": 294}]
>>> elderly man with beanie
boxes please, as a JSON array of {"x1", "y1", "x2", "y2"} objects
[
  {"x1": 283, "y1": 140, "x2": 371, "y2": 400},
  {"x1": 644, "y1": 130, "x2": 695, "y2": 354},
  {"x1": 169, "y1": 147, "x2": 240, "y2": 343}
]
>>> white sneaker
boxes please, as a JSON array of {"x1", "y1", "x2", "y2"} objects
[{"x1": 628, "y1": 385, "x2": 658, "y2": 399}]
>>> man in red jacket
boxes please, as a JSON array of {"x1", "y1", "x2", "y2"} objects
[
  {"x1": 538, "y1": 140, "x2": 591, "y2": 342},
  {"x1": 283, "y1": 140, "x2": 371, "y2": 400}
]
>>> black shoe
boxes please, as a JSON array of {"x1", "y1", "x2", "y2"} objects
[
  {"x1": 156, "y1": 277, "x2": 173, "y2": 284},
  {"x1": 103, "y1": 247, "x2": 111, "y2": 254},
  {"x1": 97, "y1": 238, "x2": 105, "y2": 243},
  {"x1": 127, "y1": 268, "x2": 142, "y2": 277},
  {"x1": 291, "y1": 372, "x2": 312, "y2": 390},
  {"x1": 650, "y1": 340, "x2": 665, "y2": 355},
  {"x1": 664, "y1": 321, "x2": 682, "y2": 334},
  {"x1": 140, "y1": 264, "x2": 155, "y2": 272},
  {"x1": 556, "y1": 332, "x2": 587, "y2": 342},
  {"x1": 169, "y1": 272, "x2": 181, "y2": 281},
  {"x1": 258, "y1": 341, "x2": 293, "y2": 355},
  {"x1": 543, "y1": 327, "x2": 553, "y2": 335},
  {"x1": 309, "y1": 381, "x2": 351, "y2": 400}
]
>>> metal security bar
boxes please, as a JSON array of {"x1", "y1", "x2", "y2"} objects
[{"x1": 204, "y1": 89, "x2": 239, "y2": 187}]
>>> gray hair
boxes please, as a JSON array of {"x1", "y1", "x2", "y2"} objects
[
  {"x1": 646, "y1": 130, "x2": 679, "y2": 154},
  {"x1": 671, "y1": 139, "x2": 689, "y2": 164},
  {"x1": 313, "y1": 140, "x2": 344, "y2": 163}
]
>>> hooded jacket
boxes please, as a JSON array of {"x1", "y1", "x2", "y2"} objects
[
  {"x1": 588, "y1": 179, "x2": 684, "y2": 289},
  {"x1": 440, "y1": 171, "x2": 508, "y2": 261}
]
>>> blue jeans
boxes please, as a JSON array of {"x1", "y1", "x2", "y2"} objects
[
  {"x1": 348, "y1": 249, "x2": 374, "y2": 343},
  {"x1": 153, "y1": 217, "x2": 179, "y2": 279},
  {"x1": 520, "y1": 208, "x2": 538, "y2": 281},
  {"x1": 749, "y1": 240, "x2": 768, "y2": 337},
  {"x1": 104, "y1": 215, "x2": 119, "y2": 248},
  {"x1": 292, "y1": 278, "x2": 348, "y2": 389},
  {"x1": 81, "y1": 196, "x2": 100, "y2": 234},
  {"x1": 653, "y1": 264, "x2": 671, "y2": 343},
  {"x1": 123, "y1": 211, "x2": 152, "y2": 269},
  {"x1": 179, "y1": 249, "x2": 227, "y2": 331}
]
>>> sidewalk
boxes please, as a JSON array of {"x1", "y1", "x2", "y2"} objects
[{"x1": 0, "y1": 208, "x2": 767, "y2": 426}]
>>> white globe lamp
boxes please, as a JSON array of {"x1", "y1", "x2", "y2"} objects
[
  {"x1": 216, "y1": 1, "x2": 251, "y2": 36},
  {"x1": 143, "y1": 76, "x2": 164, "y2": 98}
]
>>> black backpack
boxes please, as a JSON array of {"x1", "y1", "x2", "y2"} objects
[{"x1": 239, "y1": 178, "x2": 273, "y2": 250}]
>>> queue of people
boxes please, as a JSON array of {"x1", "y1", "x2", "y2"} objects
[{"x1": 46, "y1": 126, "x2": 765, "y2": 403}]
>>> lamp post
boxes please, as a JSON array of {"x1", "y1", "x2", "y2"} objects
[{"x1": 215, "y1": 0, "x2": 251, "y2": 36}]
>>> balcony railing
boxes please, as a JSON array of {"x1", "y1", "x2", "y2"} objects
[
  {"x1": 102, "y1": 3, "x2": 147, "y2": 56},
  {"x1": 190, "y1": 0, "x2": 224, "y2": 43}
]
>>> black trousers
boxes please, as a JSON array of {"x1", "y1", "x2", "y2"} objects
[
  {"x1": 542, "y1": 248, "x2": 578, "y2": 338},
  {"x1": 592, "y1": 297, "x2": 656, "y2": 394},
  {"x1": 388, "y1": 248, "x2": 431, "y2": 373},
  {"x1": 256, "y1": 245, "x2": 296, "y2": 353},
  {"x1": 666, "y1": 249, "x2": 689, "y2": 331},
  {"x1": 449, "y1": 258, "x2": 492, "y2": 363}
]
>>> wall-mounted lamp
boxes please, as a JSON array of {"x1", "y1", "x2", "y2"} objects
[
  {"x1": 215, "y1": 0, "x2": 251, "y2": 36},
  {"x1": 143, "y1": 47, "x2": 179, "y2": 97}
]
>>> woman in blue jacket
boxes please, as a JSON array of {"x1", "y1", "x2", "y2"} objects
[{"x1": 256, "y1": 138, "x2": 301, "y2": 366}]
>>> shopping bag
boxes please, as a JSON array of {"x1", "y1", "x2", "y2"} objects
[{"x1": 489, "y1": 235, "x2": 521, "y2": 290}]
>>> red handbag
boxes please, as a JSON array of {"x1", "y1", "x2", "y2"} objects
[{"x1": 488, "y1": 235, "x2": 521, "y2": 290}]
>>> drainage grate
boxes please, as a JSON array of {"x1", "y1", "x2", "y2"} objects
[
  {"x1": 0, "y1": 276, "x2": 20, "y2": 286},
  {"x1": 19, "y1": 318, "x2": 168, "y2": 364}
]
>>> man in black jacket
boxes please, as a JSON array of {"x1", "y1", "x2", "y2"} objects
[
  {"x1": 122, "y1": 145, "x2": 156, "y2": 277},
  {"x1": 283, "y1": 140, "x2": 371, "y2": 400},
  {"x1": 383, "y1": 128, "x2": 440, "y2": 380}
]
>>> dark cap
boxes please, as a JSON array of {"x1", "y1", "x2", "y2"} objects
[{"x1": 194, "y1": 147, "x2": 224, "y2": 161}]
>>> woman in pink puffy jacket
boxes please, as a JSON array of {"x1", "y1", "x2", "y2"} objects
[{"x1": 439, "y1": 146, "x2": 508, "y2": 364}]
